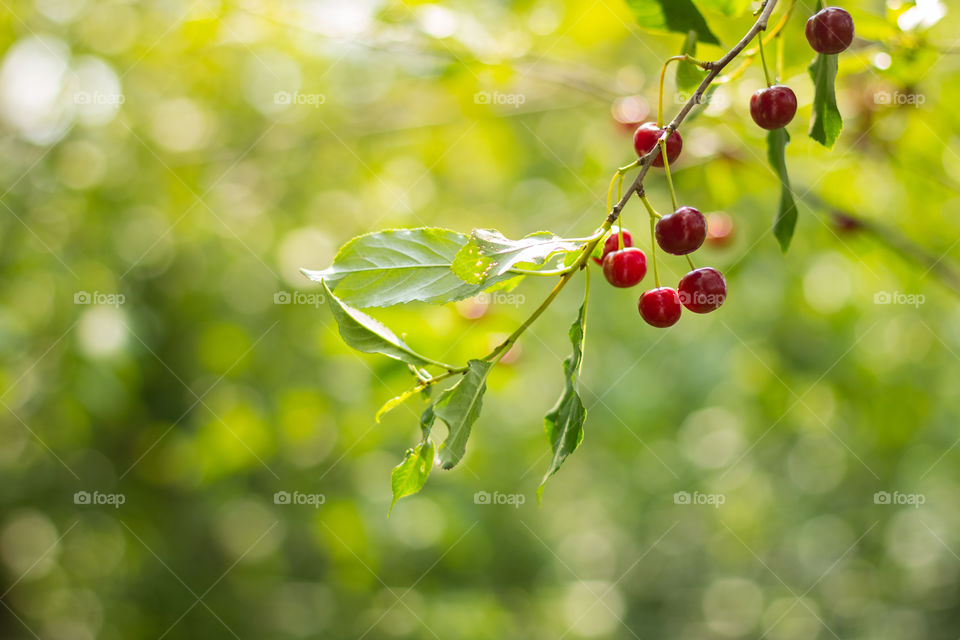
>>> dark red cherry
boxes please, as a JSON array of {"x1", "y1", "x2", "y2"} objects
[
  {"x1": 633, "y1": 123, "x2": 682, "y2": 168},
  {"x1": 638, "y1": 288, "x2": 682, "y2": 327},
  {"x1": 678, "y1": 267, "x2": 727, "y2": 313},
  {"x1": 805, "y1": 7, "x2": 854, "y2": 55},
  {"x1": 593, "y1": 229, "x2": 633, "y2": 265},
  {"x1": 749, "y1": 85, "x2": 798, "y2": 130},
  {"x1": 655, "y1": 206, "x2": 707, "y2": 255},
  {"x1": 602, "y1": 248, "x2": 647, "y2": 288}
]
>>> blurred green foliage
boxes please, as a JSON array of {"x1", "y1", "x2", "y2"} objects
[{"x1": 2, "y1": 0, "x2": 960, "y2": 638}]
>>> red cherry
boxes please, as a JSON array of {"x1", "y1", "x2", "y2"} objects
[
  {"x1": 593, "y1": 229, "x2": 633, "y2": 265},
  {"x1": 805, "y1": 7, "x2": 854, "y2": 55},
  {"x1": 749, "y1": 85, "x2": 798, "y2": 130},
  {"x1": 655, "y1": 206, "x2": 707, "y2": 255},
  {"x1": 638, "y1": 288, "x2": 682, "y2": 328},
  {"x1": 633, "y1": 123, "x2": 682, "y2": 168},
  {"x1": 678, "y1": 267, "x2": 727, "y2": 313},
  {"x1": 602, "y1": 248, "x2": 647, "y2": 288}
]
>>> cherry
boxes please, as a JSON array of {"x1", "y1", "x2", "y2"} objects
[
  {"x1": 602, "y1": 248, "x2": 647, "y2": 288},
  {"x1": 655, "y1": 206, "x2": 707, "y2": 255},
  {"x1": 750, "y1": 85, "x2": 798, "y2": 130},
  {"x1": 805, "y1": 7, "x2": 854, "y2": 55},
  {"x1": 633, "y1": 123, "x2": 682, "y2": 168},
  {"x1": 638, "y1": 288, "x2": 682, "y2": 328},
  {"x1": 678, "y1": 267, "x2": 727, "y2": 313},
  {"x1": 593, "y1": 229, "x2": 633, "y2": 265}
]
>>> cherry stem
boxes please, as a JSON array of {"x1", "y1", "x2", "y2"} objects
[
  {"x1": 659, "y1": 140, "x2": 679, "y2": 211},
  {"x1": 686, "y1": 254, "x2": 695, "y2": 271},
  {"x1": 639, "y1": 193, "x2": 662, "y2": 287},
  {"x1": 756, "y1": 29, "x2": 773, "y2": 87}
]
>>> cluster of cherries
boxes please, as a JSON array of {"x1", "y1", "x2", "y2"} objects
[
  {"x1": 595, "y1": 215, "x2": 725, "y2": 328},
  {"x1": 751, "y1": 6, "x2": 855, "y2": 130},
  {"x1": 603, "y1": 7, "x2": 856, "y2": 328}
]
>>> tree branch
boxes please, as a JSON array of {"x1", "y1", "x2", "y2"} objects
[{"x1": 607, "y1": 0, "x2": 781, "y2": 225}]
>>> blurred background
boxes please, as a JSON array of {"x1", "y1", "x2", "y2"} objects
[{"x1": 2, "y1": 0, "x2": 960, "y2": 637}]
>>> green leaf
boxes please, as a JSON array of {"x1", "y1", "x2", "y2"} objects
[
  {"x1": 389, "y1": 440, "x2": 435, "y2": 514},
  {"x1": 376, "y1": 386, "x2": 423, "y2": 423},
  {"x1": 538, "y1": 298, "x2": 588, "y2": 502},
  {"x1": 435, "y1": 360, "x2": 493, "y2": 470},
  {"x1": 767, "y1": 128, "x2": 798, "y2": 253},
  {"x1": 695, "y1": 0, "x2": 751, "y2": 17},
  {"x1": 451, "y1": 229, "x2": 581, "y2": 285},
  {"x1": 808, "y1": 53, "x2": 842, "y2": 149},
  {"x1": 321, "y1": 281, "x2": 440, "y2": 367},
  {"x1": 303, "y1": 228, "x2": 514, "y2": 308},
  {"x1": 624, "y1": 0, "x2": 720, "y2": 45},
  {"x1": 676, "y1": 31, "x2": 706, "y2": 95}
]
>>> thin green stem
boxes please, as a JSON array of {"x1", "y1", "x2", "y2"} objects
[
  {"x1": 639, "y1": 193, "x2": 661, "y2": 287},
  {"x1": 579, "y1": 266, "x2": 590, "y2": 376},
  {"x1": 685, "y1": 254, "x2": 695, "y2": 271},
  {"x1": 508, "y1": 266, "x2": 577, "y2": 277},
  {"x1": 756, "y1": 30, "x2": 772, "y2": 87},
  {"x1": 659, "y1": 140, "x2": 679, "y2": 211}
]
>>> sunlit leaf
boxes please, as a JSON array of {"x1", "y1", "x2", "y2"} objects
[
  {"x1": 451, "y1": 229, "x2": 581, "y2": 284},
  {"x1": 624, "y1": 0, "x2": 720, "y2": 45},
  {"x1": 303, "y1": 228, "x2": 514, "y2": 308},
  {"x1": 695, "y1": 0, "x2": 751, "y2": 17}
]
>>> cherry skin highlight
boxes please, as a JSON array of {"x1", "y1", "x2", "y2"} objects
[
  {"x1": 593, "y1": 229, "x2": 633, "y2": 265},
  {"x1": 805, "y1": 7, "x2": 854, "y2": 55},
  {"x1": 602, "y1": 248, "x2": 647, "y2": 288},
  {"x1": 678, "y1": 267, "x2": 727, "y2": 313},
  {"x1": 750, "y1": 85, "x2": 798, "y2": 130},
  {"x1": 638, "y1": 288, "x2": 682, "y2": 327},
  {"x1": 633, "y1": 123, "x2": 682, "y2": 168},
  {"x1": 655, "y1": 206, "x2": 707, "y2": 255}
]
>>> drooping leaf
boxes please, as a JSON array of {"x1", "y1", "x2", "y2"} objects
[
  {"x1": 676, "y1": 31, "x2": 706, "y2": 95},
  {"x1": 808, "y1": 53, "x2": 842, "y2": 149},
  {"x1": 695, "y1": 0, "x2": 751, "y2": 17},
  {"x1": 389, "y1": 440, "x2": 435, "y2": 514},
  {"x1": 322, "y1": 281, "x2": 440, "y2": 367},
  {"x1": 451, "y1": 229, "x2": 581, "y2": 285},
  {"x1": 624, "y1": 0, "x2": 720, "y2": 45},
  {"x1": 435, "y1": 360, "x2": 493, "y2": 470},
  {"x1": 303, "y1": 228, "x2": 514, "y2": 308},
  {"x1": 767, "y1": 128, "x2": 798, "y2": 253},
  {"x1": 538, "y1": 298, "x2": 588, "y2": 502}
]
